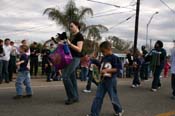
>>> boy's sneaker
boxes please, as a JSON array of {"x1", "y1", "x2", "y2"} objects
[
  {"x1": 83, "y1": 89, "x2": 92, "y2": 93},
  {"x1": 23, "y1": 94, "x2": 32, "y2": 98},
  {"x1": 13, "y1": 95, "x2": 23, "y2": 99},
  {"x1": 114, "y1": 110, "x2": 124, "y2": 116}
]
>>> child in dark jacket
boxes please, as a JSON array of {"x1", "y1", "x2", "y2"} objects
[
  {"x1": 13, "y1": 45, "x2": 32, "y2": 99},
  {"x1": 87, "y1": 41, "x2": 123, "y2": 116}
]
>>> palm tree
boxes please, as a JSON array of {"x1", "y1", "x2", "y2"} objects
[{"x1": 43, "y1": 0, "x2": 93, "y2": 31}]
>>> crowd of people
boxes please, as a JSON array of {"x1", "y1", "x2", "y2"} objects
[{"x1": 0, "y1": 20, "x2": 175, "y2": 116}]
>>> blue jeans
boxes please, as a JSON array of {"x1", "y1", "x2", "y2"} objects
[
  {"x1": 90, "y1": 78, "x2": 122, "y2": 116},
  {"x1": 15, "y1": 71, "x2": 32, "y2": 95},
  {"x1": 62, "y1": 57, "x2": 80, "y2": 100},
  {"x1": 80, "y1": 67, "x2": 89, "y2": 81}
]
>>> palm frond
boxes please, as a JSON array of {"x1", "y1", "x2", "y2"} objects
[
  {"x1": 43, "y1": 8, "x2": 65, "y2": 25},
  {"x1": 82, "y1": 24, "x2": 108, "y2": 33},
  {"x1": 79, "y1": 7, "x2": 93, "y2": 21}
]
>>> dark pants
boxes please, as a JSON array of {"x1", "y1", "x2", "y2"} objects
[
  {"x1": 41, "y1": 61, "x2": 45, "y2": 75},
  {"x1": 80, "y1": 67, "x2": 88, "y2": 81},
  {"x1": 132, "y1": 69, "x2": 140, "y2": 85},
  {"x1": 0, "y1": 60, "x2": 9, "y2": 83},
  {"x1": 30, "y1": 57, "x2": 38, "y2": 76},
  {"x1": 140, "y1": 63, "x2": 149, "y2": 80},
  {"x1": 90, "y1": 78, "x2": 122, "y2": 116},
  {"x1": 45, "y1": 65, "x2": 52, "y2": 81},
  {"x1": 0, "y1": 60, "x2": 3, "y2": 83},
  {"x1": 151, "y1": 65, "x2": 164, "y2": 89},
  {"x1": 171, "y1": 74, "x2": 175, "y2": 96},
  {"x1": 62, "y1": 57, "x2": 80, "y2": 100},
  {"x1": 41, "y1": 57, "x2": 47, "y2": 75},
  {"x1": 86, "y1": 71, "x2": 98, "y2": 90},
  {"x1": 8, "y1": 55, "x2": 16, "y2": 81},
  {"x1": 126, "y1": 66, "x2": 132, "y2": 78},
  {"x1": 46, "y1": 66, "x2": 58, "y2": 81}
]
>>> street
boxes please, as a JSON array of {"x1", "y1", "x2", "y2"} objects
[{"x1": 0, "y1": 77, "x2": 174, "y2": 116}]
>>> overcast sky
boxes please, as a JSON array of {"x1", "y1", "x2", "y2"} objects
[{"x1": 0, "y1": 0, "x2": 174, "y2": 52}]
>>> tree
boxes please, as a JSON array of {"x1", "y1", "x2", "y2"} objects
[
  {"x1": 83, "y1": 24, "x2": 108, "y2": 41},
  {"x1": 43, "y1": 0, "x2": 93, "y2": 31},
  {"x1": 83, "y1": 24, "x2": 108, "y2": 50},
  {"x1": 106, "y1": 36, "x2": 131, "y2": 51},
  {"x1": 82, "y1": 39, "x2": 98, "y2": 54}
]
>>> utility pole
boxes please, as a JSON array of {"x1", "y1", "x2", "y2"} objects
[{"x1": 133, "y1": 0, "x2": 140, "y2": 56}]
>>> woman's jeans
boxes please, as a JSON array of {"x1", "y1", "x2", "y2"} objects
[{"x1": 62, "y1": 57, "x2": 80, "y2": 100}]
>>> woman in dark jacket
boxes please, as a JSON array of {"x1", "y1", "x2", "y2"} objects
[{"x1": 62, "y1": 21, "x2": 84, "y2": 105}]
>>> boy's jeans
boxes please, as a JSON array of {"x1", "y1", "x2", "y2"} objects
[
  {"x1": 90, "y1": 78, "x2": 122, "y2": 116},
  {"x1": 16, "y1": 71, "x2": 32, "y2": 95},
  {"x1": 62, "y1": 57, "x2": 80, "y2": 100}
]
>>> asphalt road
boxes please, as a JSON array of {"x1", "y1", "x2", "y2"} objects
[{"x1": 0, "y1": 77, "x2": 174, "y2": 116}]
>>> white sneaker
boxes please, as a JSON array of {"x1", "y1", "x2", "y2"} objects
[
  {"x1": 131, "y1": 84, "x2": 136, "y2": 88},
  {"x1": 114, "y1": 110, "x2": 124, "y2": 116},
  {"x1": 83, "y1": 89, "x2": 91, "y2": 93},
  {"x1": 151, "y1": 88, "x2": 157, "y2": 92}
]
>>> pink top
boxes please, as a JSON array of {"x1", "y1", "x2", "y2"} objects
[{"x1": 80, "y1": 55, "x2": 90, "y2": 68}]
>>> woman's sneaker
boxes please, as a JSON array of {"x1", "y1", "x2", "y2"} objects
[
  {"x1": 86, "y1": 114, "x2": 92, "y2": 116},
  {"x1": 13, "y1": 95, "x2": 23, "y2": 99}
]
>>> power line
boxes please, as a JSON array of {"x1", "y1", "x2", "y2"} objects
[
  {"x1": 90, "y1": 10, "x2": 135, "y2": 18},
  {"x1": 108, "y1": 14, "x2": 136, "y2": 30},
  {"x1": 94, "y1": 8, "x2": 120, "y2": 15},
  {"x1": 159, "y1": 0, "x2": 175, "y2": 13},
  {"x1": 87, "y1": 0, "x2": 136, "y2": 10},
  {"x1": 129, "y1": 0, "x2": 136, "y2": 6},
  {"x1": 1, "y1": 23, "x2": 55, "y2": 35}
]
